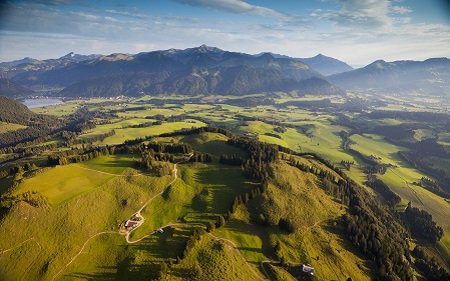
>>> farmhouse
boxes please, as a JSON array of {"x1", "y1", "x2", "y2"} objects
[
  {"x1": 125, "y1": 220, "x2": 139, "y2": 230},
  {"x1": 301, "y1": 264, "x2": 315, "y2": 276}
]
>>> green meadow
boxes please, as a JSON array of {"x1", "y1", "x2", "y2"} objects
[
  {"x1": 85, "y1": 120, "x2": 207, "y2": 145},
  {"x1": 12, "y1": 155, "x2": 137, "y2": 205},
  {"x1": 0, "y1": 121, "x2": 27, "y2": 133},
  {"x1": 349, "y1": 133, "x2": 450, "y2": 239}
]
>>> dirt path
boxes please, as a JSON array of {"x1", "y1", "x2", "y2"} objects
[
  {"x1": 125, "y1": 154, "x2": 192, "y2": 243},
  {"x1": 0, "y1": 237, "x2": 36, "y2": 255},
  {"x1": 207, "y1": 232, "x2": 267, "y2": 281},
  {"x1": 260, "y1": 261, "x2": 272, "y2": 279},
  {"x1": 51, "y1": 231, "x2": 117, "y2": 281},
  {"x1": 51, "y1": 153, "x2": 267, "y2": 281}
]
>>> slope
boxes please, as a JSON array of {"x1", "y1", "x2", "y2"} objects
[{"x1": 0, "y1": 78, "x2": 34, "y2": 98}]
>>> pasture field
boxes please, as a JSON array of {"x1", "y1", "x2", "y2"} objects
[
  {"x1": 91, "y1": 120, "x2": 206, "y2": 145},
  {"x1": 179, "y1": 132, "x2": 247, "y2": 158},
  {"x1": 0, "y1": 121, "x2": 27, "y2": 133},
  {"x1": 438, "y1": 132, "x2": 450, "y2": 146},
  {"x1": 348, "y1": 134, "x2": 450, "y2": 236},
  {"x1": 31, "y1": 101, "x2": 81, "y2": 116},
  {"x1": 0, "y1": 169, "x2": 169, "y2": 281},
  {"x1": 12, "y1": 154, "x2": 137, "y2": 204}
]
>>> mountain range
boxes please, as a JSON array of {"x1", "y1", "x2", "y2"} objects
[
  {"x1": 0, "y1": 45, "x2": 449, "y2": 98},
  {"x1": 329, "y1": 58, "x2": 450, "y2": 95},
  {"x1": 258, "y1": 52, "x2": 353, "y2": 75}
]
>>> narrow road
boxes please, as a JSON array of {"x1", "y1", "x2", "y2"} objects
[
  {"x1": 125, "y1": 153, "x2": 192, "y2": 243},
  {"x1": 50, "y1": 153, "x2": 268, "y2": 281},
  {"x1": 51, "y1": 154, "x2": 192, "y2": 280}
]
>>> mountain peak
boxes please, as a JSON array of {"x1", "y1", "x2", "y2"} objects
[
  {"x1": 299, "y1": 54, "x2": 353, "y2": 75},
  {"x1": 195, "y1": 44, "x2": 223, "y2": 53},
  {"x1": 60, "y1": 52, "x2": 76, "y2": 59},
  {"x1": 367, "y1": 60, "x2": 390, "y2": 69}
]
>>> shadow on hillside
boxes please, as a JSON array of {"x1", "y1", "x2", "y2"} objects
[
  {"x1": 64, "y1": 272, "x2": 117, "y2": 281},
  {"x1": 222, "y1": 219, "x2": 276, "y2": 261}
]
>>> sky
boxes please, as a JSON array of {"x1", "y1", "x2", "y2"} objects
[{"x1": 0, "y1": 0, "x2": 449, "y2": 66}]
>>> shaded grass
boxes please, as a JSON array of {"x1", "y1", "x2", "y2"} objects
[{"x1": 0, "y1": 121, "x2": 27, "y2": 133}]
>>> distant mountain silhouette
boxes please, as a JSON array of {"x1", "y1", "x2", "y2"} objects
[
  {"x1": 0, "y1": 52, "x2": 102, "y2": 79},
  {"x1": 256, "y1": 52, "x2": 353, "y2": 75},
  {"x1": 329, "y1": 58, "x2": 450, "y2": 95},
  {"x1": 5, "y1": 45, "x2": 344, "y2": 97}
]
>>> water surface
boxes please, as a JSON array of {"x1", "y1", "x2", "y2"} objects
[{"x1": 22, "y1": 98, "x2": 64, "y2": 108}]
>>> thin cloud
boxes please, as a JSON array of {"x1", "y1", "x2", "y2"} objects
[
  {"x1": 315, "y1": 0, "x2": 392, "y2": 29},
  {"x1": 390, "y1": 5, "x2": 412, "y2": 14},
  {"x1": 172, "y1": 0, "x2": 291, "y2": 21},
  {"x1": 104, "y1": 9, "x2": 149, "y2": 19}
]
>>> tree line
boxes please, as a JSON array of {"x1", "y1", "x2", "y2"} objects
[
  {"x1": 401, "y1": 202, "x2": 444, "y2": 244},
  {"x1": 365, "y1": 176, "x2": 401, "y2": 207}
]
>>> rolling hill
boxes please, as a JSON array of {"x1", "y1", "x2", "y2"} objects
[
  {"x1": 0, "y1": 96, "x2": 36, "y2": 124},
  {"x1": 0, "y1": 130, "x2": 392, "y2": 280}
]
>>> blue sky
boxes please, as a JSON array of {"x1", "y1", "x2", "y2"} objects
[{"x1": 0, "y1": 0, "x2": 449, "y2": 66}]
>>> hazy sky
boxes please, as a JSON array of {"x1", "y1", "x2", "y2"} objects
[{"x1": 0, "y1": 0, "x2": 449, "y2": 66}]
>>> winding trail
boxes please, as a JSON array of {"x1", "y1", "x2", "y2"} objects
[
  {"x1": 51, "y1": 153, "x2": 267, "y2": 281},
  {"x1": 51, "y1": 154, "x2": 192, "y2": 280},
  {"x1": 0, "y1": 237, "x2": 36, "y2": 255},
  {"x1": 207, "y1": 232, "x2": 266, "y2": 281},
  {"x1": 51, "y1": 231, "x2": 117, "y2": 281},
  {"x1": 125, "y1": 154, "x2": 192, "y2": 243}
]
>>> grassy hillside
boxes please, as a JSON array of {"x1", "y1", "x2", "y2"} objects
[
  {"x1": 84, "y1": 120, "x2": 207, "y2": 145},
  {"x1": 0, "y1": 131, "x2": 380, "y2": 280},
  {"x1": 12, "y1": 155, "x2": 138, "y2": 204}
]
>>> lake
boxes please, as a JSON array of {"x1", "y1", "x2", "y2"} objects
[{"x1": 22, "y1": 98, "x2": 64, "y2": 108}]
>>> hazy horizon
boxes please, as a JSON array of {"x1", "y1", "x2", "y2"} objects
[{"x1": 1, "y1": 0, "x2": 450, "y2": 66}]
